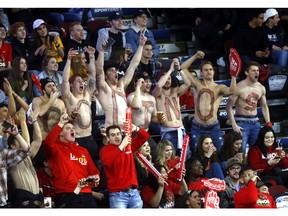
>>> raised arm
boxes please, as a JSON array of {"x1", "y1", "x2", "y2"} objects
[
  {"x1": 259, "y1": 86, "x2": 271, "y2": 125},
  {"x1": 3, "y1": 77, "x2": 16, "y2": 117},
  {"x1": 61, "y1": 48, "x2": 76, "y2": 100},
  {"x1": 128, "y1": 78, "x2": 143, "y2": 109},
  {"x1": 121, "y1": 34, "x2": 147, "y2": 88},
  {"x1": 152, "y1": 60, "x2": 174, "y2": 97},
  {"x1": 85, "y1": 46, "x2": 97, "y2": 95},
  {"x1": 29, "y1": 107, "x2": 42, "y2": 158},
  {"x1": 16, "y1": 108, "x2": 29, "y2": 144},
  {"x1": 96, "y1": 40, "x2": 108, "y2": 91}
]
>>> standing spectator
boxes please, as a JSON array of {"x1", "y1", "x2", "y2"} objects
[
  {"x1": 234, "y1": 165, "x2": 276, "y2": 208},
  {"x1": 234, "y1": 9, "x2": 270, "y2": 76},
  {"x1": 8, "y1": 108, "x2": 43, "y2": 208},
  {"x1": 0, "y1": 116, "x2": 30, "y2": 207},
  {"x1": 8, "y1": 57, "x2": 34, "y2": 109},
  {"x1": 33, "y1": 56, "x2": 63, "y2": 97},
  {"x1": 192, "y1": 134, "x2": 224, "y2": 180},
  {"x1": 100, "y1": 124, "x2": 150, "y2": 208},
  {"x1": 218, "y1": 130, "x2": 246, "y2": 172},
  {"x1": 141, "y1": 164, "x2": 188, "y2": 208},
  {"x1": 96, "y1": 11, "x2": 126, "y2": 61},
  {"x1": 0, "y1": 23, "x2": 12, "y2": 71},
  {"x1": 247, "y1": 126, "x2": 288, "y2": 188},
  {"x1": 183, "y1": 49, "x2": 239, "y2": 153},
  {"x1": 219, "y1": 157, "x2": 242, "y2": 208},
  {"x1": 44, "y1": 112, "x2": 100, "y2": 208},
  {"x1": 29, "y1": 19, "x2": 64, "y2": 75},
  {"x1": 226, "y1": 61, "x2": 272, "y2": 155},
  {"x1": 263, "y1": 8, "x2": 288, "y2": 69},
  {"x1": 125, "y1": 9, "x2": 160, "y2": 58},
  {"x1": 61, "y1": 46, "x2": 99, "y2": 166},
  {"x1": 96, "y1": 34, "x2": 146, "y2": 128},
  {"x1": 152, "y1": 58, "x2": 191, "y2": 156},
  {"x1": 127, "y1": 72, "x2": 160, "y2": 161},
  {"x1": 134, "y1": 40, "x2": 163, "y2": 92},
  {"x1": 8, "y1": 22, "x2": 32, "y2": 60}
]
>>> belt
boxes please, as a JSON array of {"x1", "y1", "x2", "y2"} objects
[
  {"x1": 192, "y1": 121, "x2": 219, "y2": 130},
  {"x1": 121, "y1": 186, "x2": 137, "y2": 193},
  {"x1": 57, "y1": 192, "x2": 88, "y2": 197},
  {"x1": 235, "y1": 114, "x2": 257, "y2": 119},
  {"x1": 236, "y1": 120, "x2": 259, "y2": 124}
]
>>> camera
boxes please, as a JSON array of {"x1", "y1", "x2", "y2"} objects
[{"x1": 85, "y1": 178, "x2": 94, "y2": 183}]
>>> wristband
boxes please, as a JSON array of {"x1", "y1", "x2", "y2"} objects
[
  {"x1": 265, "y1": 122, "x2": 273, "y2": 128},
  {"x1": 32, "y1": 120, "x2": 37, "y2": 124},
  {"x1": 135, "y1": 126, "x2": 140, "y2": 132},
  {"x1": 13, "y1": 132, "x2": 20, "y2": 137}
]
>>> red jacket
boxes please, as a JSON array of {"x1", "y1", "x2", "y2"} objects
[
  {"x1": 234, "y1": 181, "x2": 276, "y2": 208},
  {"x1": 248, "y1": 145, "x2": 288, "y2": 173},
  {"x1": 100, "y1": 128, "x2": 150, "y2": 192},
  {"x1": 44, "y1": 125, "x2": 100, "y2": 194}
]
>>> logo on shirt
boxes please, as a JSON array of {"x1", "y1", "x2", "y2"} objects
[{"x1": 70, "y1": 153, "x2": 87, "y2": 165}]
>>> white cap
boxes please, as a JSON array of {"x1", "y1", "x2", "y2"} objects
[
  {"x1": 264, "y1": 9, "x2": 278, "y2": 22},
  {"x1": 33, "y1": 19, "x2": 47, "y2": 29}
]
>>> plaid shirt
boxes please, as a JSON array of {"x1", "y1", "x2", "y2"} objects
[{"x1": 0, "y1": 147, "x2": 30, "y2": 206}]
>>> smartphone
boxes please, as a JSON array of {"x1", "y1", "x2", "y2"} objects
[
  {"x1": 102, "y1": 37, "x2": 115, "y2": 51},
  {"x1": 85, "y1": 178, "x2": 94, "y2": 183},
  {"x1": 2, "y1": 121, "x2": 13, "y2": 131}
]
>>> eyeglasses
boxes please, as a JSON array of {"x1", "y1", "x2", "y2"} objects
[{"x1": 229, "y1": 167, "x2": 241, "y2": 172}]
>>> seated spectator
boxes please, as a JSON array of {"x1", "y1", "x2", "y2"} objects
[
  {"x1": 218, "y1": 130, "x2": 246, "y2": 172},
  {"x1": 234, "y1": 9, "x2": 270, "y2": 76},
  {"x1": 177, "y1": 190, "x2": 202, "y2": 208},
  {"x1": 234, "y1": 165, "x2": 276, "y2": 208},
  {"x1": 125, "y1": 9, "x2": 160, "y2": 58},
  {"x1": 96, "y1": 11, "x2": 126, "y2": 61},
  {"x1": 64, "y1": 21, "x2": 89, "y2": 60},
  {"x1": 192, "y1": 134, "x2": 224, "y2": 180},
  {"x1": 0, "y1": 23, "x2": 12, "y2": 71},
  {"x1": 219, "y1": 157, "x2": 242, "y2": 208},
  {"x1": 263, "y1": 8, "x2": 288, "y2": 69},
  {"x1": 33, "y1": 56, "x2": 63, "y2": 97},
  {"x1": 247, "y1": 126, "x2": 288, "y2": 188},
  {"x1": 8, "y1": 22, "x2": 33, "y2": 61},
  {"x1": 29, "y1": 19, "x2": 64, "y2": 75},
  {"x1": 8, "y1": 57, "x2": 34, "y2": 110},
  {"x1": 141, "y1": 164, "x2": 188, "y2": 208}
]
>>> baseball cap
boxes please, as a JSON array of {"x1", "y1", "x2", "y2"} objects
[
  {"x1": 136, "y1": 71, "x2": 151, "y2": 81},
  {"x1": 133, "y1": 9, "x2": 150, "y2": 19},
  {"x1": 256, "y1": 181, "x2": 272, "y2": 188},
  {"x1": 226, "y1": 157, "x2": 242, "y2": 171},
  {"x1": 33, "y1": 19, "x2": 47, "y2": 29},
  {"x1": 40, "y1": 77, "x2": 55, "y2": 89},
  {"x1": 264, "y1": 9, "x2": 278, "y2": 22},
  {"x1": 108, "y1": 11, "x2": 123, "y2": 21}
]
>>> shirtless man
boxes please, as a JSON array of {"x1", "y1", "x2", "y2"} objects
[
  {"x1": 32, "y1": 77, "x2": 66, "y2": 140},
  {"x1": 61, "y1": 45, "x2": 99, "y2": 164},
  {"x1": 226, "y1": 61, "x2": 272, "y2": 155},
  {"x1": 96, "y1": 34, "x2": 146, "y2": 128},
  {"x1": 127, "y1": 71, "x2": 161, "y2": 161},
  {"x1": 183, "y1": 49, "x2": 241, "y2": 153},
  {"x1": 152, "y1": 58, "x2": 191, "y2": 156}
]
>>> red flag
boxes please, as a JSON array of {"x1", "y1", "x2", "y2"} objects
[{"x1": 31, "y1": 74, "x2": 42, "y2": 94}]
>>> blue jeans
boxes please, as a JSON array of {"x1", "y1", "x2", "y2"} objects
[
  {"x1": 270, "y1": 50, "x2": 288, "y2": 68},
  {"x1": 109, "y1": 189, "x2": 143, "y2": 208},
  {"x1": 205, "y1": 162, "x2": 225, "y2": 180},
  {"x1": 190, "y1": 120, "x2": 223, "y2": 154},
  {"x1": 237, "y1": 121, "x2": 261, "y2": 154}
]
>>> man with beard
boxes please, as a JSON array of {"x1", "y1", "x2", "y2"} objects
[
  {"x1": 183, "y1": 49, "x2": 240, "y2": 154},
  {"x1": 127, "y1": 72, "x2": 161, "y2": 162},
  {"x1": 96, "y1": 34, "x2": 146, "y2": 128},
  {"x1": 226, "y1": 61, "x2": 272, "y2": 155},
  {"x1": 61, "y1": 46, "x2": 99, "y2": 165},
  {"x1": 219, "y1": 157, "x2": 242, "y2": 208},
  {"x1": 32, "y1": 77, "x2": 66, "y2": 140},
  {"x1": 152, "y1": 58, "x2": 191, "y2": 156}
]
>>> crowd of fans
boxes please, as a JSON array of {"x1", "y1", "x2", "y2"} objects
[{"x1": 0, "y1": 8, "x2": 288, "y2": 209}]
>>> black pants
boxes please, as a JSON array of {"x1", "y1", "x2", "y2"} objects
[{"x1": 55, "y1": 193, "x2": 97, "y2": 208}]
